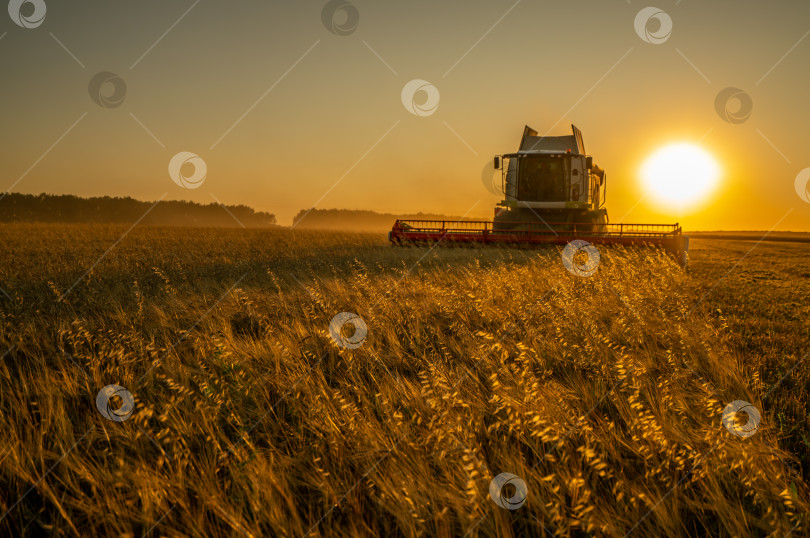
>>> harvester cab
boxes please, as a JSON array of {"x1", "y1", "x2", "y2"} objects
[{"x1": 493, "y1": 125, "x2": 608, "y2": 231}]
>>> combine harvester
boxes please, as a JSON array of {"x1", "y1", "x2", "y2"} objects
[{"x1": 389, "y1": 125, "x2": 689, "y2": 266}]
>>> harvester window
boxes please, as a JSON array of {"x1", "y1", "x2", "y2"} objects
[{"x1": 519, "y1": 157, "x2": 566, "y2": 202}]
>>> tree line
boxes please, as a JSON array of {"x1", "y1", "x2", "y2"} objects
[{"x1": 0, "y1": 193, "x2": 277, "y2": 227}]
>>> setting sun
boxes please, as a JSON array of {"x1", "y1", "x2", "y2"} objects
[{"x1": 641, "y1": 143, "x2": 721, "y2": 210}]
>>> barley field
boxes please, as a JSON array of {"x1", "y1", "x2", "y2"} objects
[{"x1": 0, "y1": 224, "x2": 808, "y2": 537}]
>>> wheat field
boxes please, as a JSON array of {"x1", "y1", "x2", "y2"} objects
[{"x1": 0, "y1": 224, "x2": 807, "y2": 537}]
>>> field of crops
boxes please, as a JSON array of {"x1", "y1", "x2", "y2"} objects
[{"x1": 0, "y1": 224, "x2": 808, "y2": 536}]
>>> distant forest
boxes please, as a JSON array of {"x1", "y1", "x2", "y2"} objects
[
  {"x1": 0, "y1": 194, "x2": 479, "y2": 230},
  {"x1": 0, "y1": 193, "x2": 277, "y2": 227}
]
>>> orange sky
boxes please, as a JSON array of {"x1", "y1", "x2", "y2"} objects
[{"x1": 2, "y1": 0, "x2": 809, "y2": 230}]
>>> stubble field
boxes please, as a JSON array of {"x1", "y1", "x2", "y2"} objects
[{"x1": 0, "y1": 223, "x2": 808, "y2": 537}]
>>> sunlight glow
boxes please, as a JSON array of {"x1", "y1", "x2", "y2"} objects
[{"x1": 641, "y1": 143, "x2": 721, "y2": 210}]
